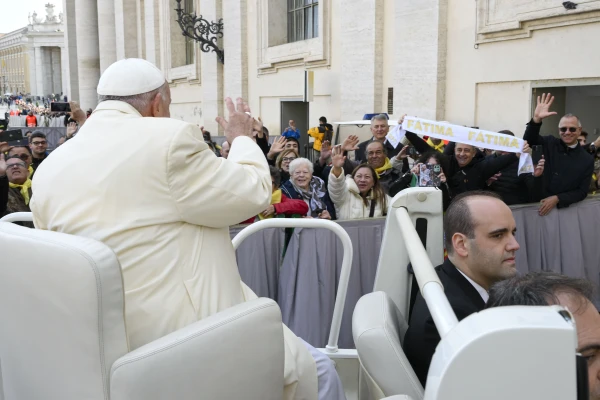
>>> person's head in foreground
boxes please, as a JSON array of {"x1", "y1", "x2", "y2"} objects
[
  {"x1": 559, "y1": 113, "x2": 583, "y2": 147},
  {"x1": 351, "y1": 163, "x2": 387, "y2": 211},
  {"x1": 97, "y1": 58, "x2": 171, "y2": 118},
  {"x1": 444, "y1": 190, "x2": 520, "y2": 290},
  {"x1": 487, "y1": 272, "x2": 600, "y2": 400}
]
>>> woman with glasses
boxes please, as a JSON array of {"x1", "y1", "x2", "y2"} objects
[
  {"x1": 281, "y1": 157, "x2": 336, "y2": 220},
  {"x1": 275, "y1": 148, "x2": 299, "y2": 185},
  {"x1": 328, "y1": 145, "x2": 390, "y2": 220},
  {"x1": 0, "y1": 154, "x2": 34, "y2": 227}
]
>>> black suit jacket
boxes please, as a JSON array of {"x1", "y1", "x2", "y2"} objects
[
  {"x1": 403, "y1": 259, "x2": 486, "y2": 386},
  {"x1": 355, "y1": 138, "x2": 403, "y2": 163}
]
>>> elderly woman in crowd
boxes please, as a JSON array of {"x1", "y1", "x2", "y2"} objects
[
  {"x1": 240, "y1": 167, "x2": 309, "y2": 224},
  {"x1": 281, "y1": 157, "x2": 336, "y2": 219},
  {"x1": 275, "y1": 148, "x2": 299, "y2": 184},
  {"x1": 0, "y1": 154, "x2": 34, "y2": 228},
  {"x1": 328, "y1": 145, "x2": 390, "y2": 220}
]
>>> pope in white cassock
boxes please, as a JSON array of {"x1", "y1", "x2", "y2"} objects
[{"x1": 30, "y1": 58, "x2": 344, "y2": 400}]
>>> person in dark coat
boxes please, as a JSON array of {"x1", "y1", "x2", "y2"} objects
[
  {"x1": 523, "y1": 93, "x2": 594, "y2": 216},
  {"x1": 404, "y1": 191, "x2": 520, "y2": 386},
  {"x1": 355, "y1": 114, "x2": 403, "y2": 162},
  {"x1": 404, "y1": 130, "x2": 518, "y2": 198},
  {"x1": 485, "y1": 130, "x2": 546, "y2": 205}
]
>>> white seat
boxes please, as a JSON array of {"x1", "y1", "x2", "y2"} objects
[
  {"x1": 0, "y1": 221, "x2": 285, "y2": 400},
  {"x1": 353, "y1": 291, "x2": 423, "y2": 400}
]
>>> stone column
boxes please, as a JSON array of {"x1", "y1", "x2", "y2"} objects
[
  {"x1": 75, "y1": 0, "x2": 101, "y2": 109},
  {"x1": 44, "y1": 49, "x2": 54, "y2": 94},
  {"x1": 62, "y1": 0, "x2": 79, "y2": 101},
  {"x1": 97, "y1": 0, "x2": 117, "y2": 72},
  {"x1": 27, "y1": 46, "x2": 36, "y2": 95},
  {"x1": 394, "y1": 0, "x2": 448, "y2": 120},
  {"x1": 222, "y1": 0, "x2": 247, "y2": 100},
  {"x1": 52, "y1": 48, "x2": 62, "y2": 94},
  {"x1": 114, "y1": 0, "x2": 139, "y2": 59},
  {"x1": 340, "y1": 0, "x2": 384, "y2": 120},
  {"x1": 144, "y1": 0, "x2": 160, "y2": 64},
  {"x1": 201, "y1": 0, "x2": 224, "y2": 134},
  {"x1": 60, "y1": 46, "x2": 70, "y2": 98},
  {"x1": 34, "y1": 46, "x2": 44, "y2": 97}
]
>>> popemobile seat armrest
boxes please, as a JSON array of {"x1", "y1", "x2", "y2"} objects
[{"x1": 109, "y1": 298, "x2": 285, "y2": 400}]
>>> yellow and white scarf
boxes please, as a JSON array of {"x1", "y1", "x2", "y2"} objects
[
  {"x1": 374, "y1": 158, "x2": 393, "y2": 177},
  {"x1": 9, "y1": 178, "x2": 32, "y2": 205}
]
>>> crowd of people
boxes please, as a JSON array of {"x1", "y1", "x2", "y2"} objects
[
  {"x1": 223, "y1": 94, "x2": 598, "y2": 225},
  {"x1": 1, "y1": 56, "x2": 599, "y2": 399}
]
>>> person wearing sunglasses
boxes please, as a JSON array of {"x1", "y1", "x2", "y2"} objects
[
  {"x1": 28, "y1": 131, "x2": 49, "y2": 171},
  {"x1": 523, "y1": 93, "x2": 594, "y2": 216},
  {"x1": 6, "y1": 146, "x2": 34, "y2": 178}
]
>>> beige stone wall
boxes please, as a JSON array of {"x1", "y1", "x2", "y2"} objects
[{"x1": 445, "y1": 0, "x2": 600, "y2": 136}]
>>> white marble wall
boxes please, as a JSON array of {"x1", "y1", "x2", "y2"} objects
[
  {"x1": 223, "y1": 0, "x2": 248, "y2": 100},
  {"x1": 339, "y1": 0, "x2": 384, "y2": 120},
  {"x1": 394, "y1": 0, "x2": 448, "y2": 120}
]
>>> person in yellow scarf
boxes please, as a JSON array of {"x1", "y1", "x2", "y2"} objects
[
  {"x1": 1, "y1": 155, "x2": 33, "y2": 227},
  {"x1": 426, "y1": 137, "x2": 446, "y2": 153},
  {"x1": 240, "y1": 167, "x2": 309, "y2": 224},
  {"x1": 364, "y1": 141, "x2": 403, "y2": 195}
]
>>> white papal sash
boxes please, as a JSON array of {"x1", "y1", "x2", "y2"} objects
[{"x1": 395, "y1": 117, "x2": 534, "y2": 175}]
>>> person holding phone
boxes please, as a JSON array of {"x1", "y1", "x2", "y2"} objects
[{"x1": 389, "y1": 151, "x2": 452, "y2": 210}]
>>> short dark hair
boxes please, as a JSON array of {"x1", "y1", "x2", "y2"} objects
[
  {"x1": 270, "y1": 166, "x2": 281, "y2": 187},
  {"x1": 29, "y1": 132, "x2": 46, "y2": 143},
  {"x1": 498, "y1": 130, "x2": 514, "y2": 137},
  {"x1": 366, "y1": 140, "x2": 387, "y2": 155},
  {"x1": 487, "y1": 272, "x2": 594, "y2": 314},
  {"x1": 319, "y1": 116, "x2": 327, "y2": 124},
  {"x1": 7, "y1": 146, "x2": 32, "y2": 156},
  {"x1": 286, "y1": 137, "x2": 299, "y2": 145},
  {"x1": 444, "y1": 190, "x2": 503, "y2": 253},
  {"x1": 580, "y1": 131, "x2": 588, "y2": 138}
]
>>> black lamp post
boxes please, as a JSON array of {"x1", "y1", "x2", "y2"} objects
[{"x1": 174, "y1": 0, "x2": 225, "y2": 64}]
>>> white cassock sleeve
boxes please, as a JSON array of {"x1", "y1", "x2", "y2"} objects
[{"x1": 167, "y1": 125, "x2": 271, "y2": 228}]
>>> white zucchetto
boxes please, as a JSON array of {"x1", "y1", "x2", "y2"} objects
[{"x1": 97, "y1": 58, "x2": 166, "y2": 96}]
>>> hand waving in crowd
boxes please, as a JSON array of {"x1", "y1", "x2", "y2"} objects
[
  {"x1": 533, "y1": 93, "x2": 558, "y2": 124},
  {"x1": 216, "y1": 97, "x2": 256, "y2": 144}
]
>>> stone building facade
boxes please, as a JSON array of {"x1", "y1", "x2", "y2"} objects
[
  {"x1": 63, "y1": 0, "x2": 600, "y2": 141},
  {"x1": 0, "y1": 4, "x2": 67, "y2": 97}
]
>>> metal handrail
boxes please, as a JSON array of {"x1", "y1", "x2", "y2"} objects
[
  {"x1": 0, "y1": 212, "x2": 33, "y2": 223},
  {"x1": 394, "y1": 206, "x2": 458, "y2": 338},
  {"x1": 232, "y1": 218, "x2": 353, "y2": 353}
]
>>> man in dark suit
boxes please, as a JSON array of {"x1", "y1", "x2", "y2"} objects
[
  {"x1": 354, "y1": 114, "x2": 402, "y2": 162},
  {"x1": 404, "y1": 190, "x2": 520, "y2": 386}
]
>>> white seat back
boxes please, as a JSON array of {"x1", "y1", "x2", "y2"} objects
[
  {"x1": 0, "y1": 221, "x2": 129, "y2": 400},
  {"x1": 353, "y1": 291, "x2": 423, "y2": 400}
]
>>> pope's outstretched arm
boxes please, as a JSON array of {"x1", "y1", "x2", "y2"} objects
[{"x1": 167, "y1": 111, "x2": 271, "y2": 228}]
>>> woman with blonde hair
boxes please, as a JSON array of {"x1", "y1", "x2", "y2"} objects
[{"x1": 328, "y1": 145, "x2": 390, "y2": 220}]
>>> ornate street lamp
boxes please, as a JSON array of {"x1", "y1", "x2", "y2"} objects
[{"x1": 174, "y1": 0, "x2": 224, "y2": 64}]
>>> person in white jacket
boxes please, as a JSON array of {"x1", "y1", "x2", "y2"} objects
[
  {"x1": 328, "y1": 145, "x2": 391, "y2": 220},
  {"x1": 30, "y1": 58, "x2": 344, "y2": 400}
]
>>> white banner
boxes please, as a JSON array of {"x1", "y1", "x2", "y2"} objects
[
  {"x1": 401, "y1": 117, "x2": 534, "y2": 175},
  {"x1": 385, "y1": 124, "x2": 405, "y2": 149}
]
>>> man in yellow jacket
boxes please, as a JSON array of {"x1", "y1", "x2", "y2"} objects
[
  {"x1": 307, "y1": 116, "x2": 333, "y2": 152},
  {"x1": 30, "y1": 59, "x2": 344, "y2": 400}
]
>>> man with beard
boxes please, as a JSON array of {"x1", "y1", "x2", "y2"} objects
[{"x1": 404, "y1": 191, "x2": 520, "y2": 386}]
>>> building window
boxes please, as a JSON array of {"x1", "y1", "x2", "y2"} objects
[
  {"x1": 288, "y1": 0, "x2": 319, "y2": 43},
  {"x1": 387, "y1": 87, "x2": 394, "y2": 114},
  {"x1": 170, "y1": 0, "x2": 195, "y2": 68}
]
